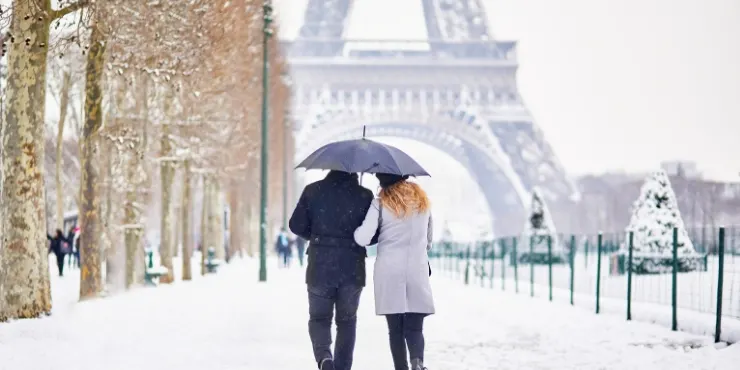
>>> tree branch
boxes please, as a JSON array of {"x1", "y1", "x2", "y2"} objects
[{"x1": 51, "y1": 0, "x2": 89, "y2": 21}]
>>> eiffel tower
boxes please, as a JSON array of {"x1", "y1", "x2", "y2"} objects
[{"x1": 281, "y1": 0, "x2": 579, "y2": 236}]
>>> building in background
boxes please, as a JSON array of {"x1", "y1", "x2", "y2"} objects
[{"x1": 661, "y1": 160, "x2": 701, "y2": 179}]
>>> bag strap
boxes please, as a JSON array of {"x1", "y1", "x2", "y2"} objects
[{"x1": 377, "y1": 200, "x2": 383, "y2": 232}]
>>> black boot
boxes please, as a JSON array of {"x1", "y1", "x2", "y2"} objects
[
  {"x1": 319, "y1": 358, "x2": 335, "y2": 370},
  {"x1": 411, "y1": 358, "x2": 426, "y2": 370}
]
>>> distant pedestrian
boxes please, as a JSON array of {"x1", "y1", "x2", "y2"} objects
[
  {"x1": 67, "y1": 226, "x2": 79, "y2": 268},
  {"x1": 295, "y1": 236, "x2": 307, "y2": 267},
  {"x1": 275, "y1": 228, "x2": 290, "y2": 268},
  {"x1": 48, "y1": 229, "x2": 71, "y2": 277}
]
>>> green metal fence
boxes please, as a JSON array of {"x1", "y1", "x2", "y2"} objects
[{"x1": 428, "y1": 226, "x2": 740, "y2": 343}]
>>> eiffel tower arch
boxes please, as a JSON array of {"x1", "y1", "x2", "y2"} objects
[{"x1": 282, "y1": 0, "x2": 579, "y2": 237}]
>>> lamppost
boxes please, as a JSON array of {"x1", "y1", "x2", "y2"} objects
[
  {"x1": 258, "y1": 0, "x2": 273, "y2": 282},
  {"x1": 282, "y1": 111, "x2": 289, "y2": 230},
  {"x1": 281, "y1": 73, "x2": 293, "y2": 230}
]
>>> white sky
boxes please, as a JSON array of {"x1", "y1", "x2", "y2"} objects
[{"x1": 275, "y1": 0, "x2": 740, "y2": 181}]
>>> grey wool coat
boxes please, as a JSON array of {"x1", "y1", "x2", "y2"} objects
[{"x1": 354, "y1": 199, "x2": 435, "y2": 316}]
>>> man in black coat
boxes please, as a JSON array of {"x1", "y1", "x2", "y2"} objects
[{"x1": 289, "y1": 170, "x2": 378, "y2": 370}]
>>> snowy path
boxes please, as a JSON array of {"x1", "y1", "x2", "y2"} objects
[{"x1": 1, "y1": 258, "x2": 738, "y2": 370}]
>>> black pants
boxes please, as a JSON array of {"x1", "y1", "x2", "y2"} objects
[
  {"x1": 385, "y1": 313, "x2": 426, "y2": 370},
  {"x1": 307, "y1": 284, "x2": 363, "y2": 370},
  {"x1": 68, "y1": 251, "x2": 79, "y2": 268},
  {"x1": 55, "y1": 254, "x2": 65, "y2": 276}
]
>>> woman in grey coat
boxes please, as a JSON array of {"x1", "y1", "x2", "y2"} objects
[{"x1": 354, "y1": 173, "x2": 434, "y2": 370}]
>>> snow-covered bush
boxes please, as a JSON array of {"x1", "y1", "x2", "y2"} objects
[
  {"x1": 624, "y1": 170, "x2": 697, "y2": 256},
  {"x1": 617, "y1": 170, "x2": 704, "y2": 274},
  {"x1": 519, "y1": 188, "x2": 566, "y2": 263}
]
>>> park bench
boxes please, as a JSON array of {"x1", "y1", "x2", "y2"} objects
[
  {"x1": 144, "y1": 250, "x2": 169, "y2": 286},
  {"x1": 205, "y1": 247, "x2": 222, "y2": 274}
]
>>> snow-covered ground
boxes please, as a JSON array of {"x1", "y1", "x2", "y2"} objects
[{"x1": 1, "y1": 257, "x2": 738, "y2": 370}]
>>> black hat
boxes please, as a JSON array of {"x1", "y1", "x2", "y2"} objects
[{"x1": 376, "y1": 173, "x2": 408, "y2": 189}]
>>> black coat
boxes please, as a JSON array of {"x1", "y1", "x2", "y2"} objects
[
  {"x1": 47, "y1": 234, "x2": 70, "y2": 256},
  {"x1": 289, "y1": 171, "x2": 378, "y2": 287}
]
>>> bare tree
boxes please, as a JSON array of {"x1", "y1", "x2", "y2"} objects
[
  {"x1": 54, "y1": 71, "x2": 73, "y2": 231},
  {"x1": 0, "y1": 0, "x2": 89, "y2": 321}
]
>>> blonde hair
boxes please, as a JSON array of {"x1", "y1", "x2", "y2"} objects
[{"x1": 379, "y1": 181, "x2": 430, "y2": 218}]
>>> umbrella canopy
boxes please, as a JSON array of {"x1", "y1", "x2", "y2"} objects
[{"x1": 296, "y1": 139, "x2": 430, "y2": 177}]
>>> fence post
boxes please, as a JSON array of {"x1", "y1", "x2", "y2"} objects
[
  {"x1": 455, "y1": 244, "x2": 464, "y2": 276},
  {"x1": 448, "y1": 245, "x2": 453, "y2": 276},
  {"x1": 501, "y1": 238, "x2": 506, "y2": 291},
  {"x1": 627, "y1": 231, "x2": 634, "y2": 321},
  {"x1": 715, "y1": 227, "x2": 726, "y2": 343},
  {"x1": 596, "y1": 233, "x2": 603, "y2": 314},
  {"x1": 481, "y1": 245, "x2": 488, "y2": 287},
  {"x1": 529, "y1": 235, "x2": 535, "y2": 297},
  {"x1": 441, "y1": 245, "x2": 445, "y2": 274},
  {"x1": 490, "y1": 240, "x2": 496, "y2": 288},
  {"x1": 584, "y1": 239, "x2": 589, "y2": 268},
  {"x1": 449, "y1": 244, "x2": 455, "y2": 276},
  {"x1": 513, "y1": 236, "x2": 519, "y2": 294},
  {"x1": 672, "y1": 227, "x2": 678, "y2": 331},
  {"x1": 450, "y1": 244, "x2": 455, "y2": 276},
  {"x1": 548, "y1": 235, "x2": 553, "y2": 302},
  {"x1": 464, "y1": 246, "x2": 471, "y2": 285},
  {"x1": 444, "y1": 245, "x2": 449, "y2": 276},
  {"x1": 442, "y1": 245, "x2": 446, "y2": 274},
  {"x1": 569, "y1": 235, "x2": 575, "y2": 305}
]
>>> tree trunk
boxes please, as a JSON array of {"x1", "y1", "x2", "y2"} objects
[
  {"x1": 124, "y1": 153, "x2": 143, "y2": 289},
  {"x1": 181, "y1": 160, "x2": 193, "y2": 280},
  {"x1": 0, "y1": 1, "x2": 53, "y2": 321},
  {"x1": 55, "y1": 72, "x2": 72, "y2": 231},
  {"x1": 211, "y1": 180, "x2": 225, "y2": 260},
  {"x1": 124, "y1": 226, "x2": 142, "y2": 289},
  {"x1": 158, "y1": 81, "x2": 177, "y2": 282},
  {"x1": 173, "y1": 203, "x2": 181, "y2": 259},
  {"x1": 228, "y1": 184, "x2": 243, "y2": 259},
  {"x1": 134, "y1": 77, "x2": 151, "y2": 287},
  {"x1": 158, "y1": 155, "x2": 176, "y2": 284},
  {"x1": 245, "y1": 201, "x2": 256, "y2": 257},
  {"x1": 104, "y1": 140, "x2": 117, "y2": 288},
  {"x1": 79, "y1": 24, "x2": 106, "y2": 300},
  {"x1": 200, "y1": 175, "x2": 211, "y2": 275}
]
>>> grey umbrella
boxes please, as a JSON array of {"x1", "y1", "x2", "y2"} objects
[{"x1": 296, "y1": 138, "x2": 429, "y2": 177}]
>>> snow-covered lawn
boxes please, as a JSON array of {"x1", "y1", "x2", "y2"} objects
[
  {"x1": 1, "y1": 257, "x2": 738, "y2": 370},
  {"x1": 445, "y1": 251, "x2": 740, "y2": 341}
]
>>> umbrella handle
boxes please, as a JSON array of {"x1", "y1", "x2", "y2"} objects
[{"x1": 361, "y1": 162, "x2": 380, "y2": 173}]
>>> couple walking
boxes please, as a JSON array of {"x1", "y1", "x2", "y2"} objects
[{"x1": 290, "y1": 170, "x2": 434, "y2": 370}]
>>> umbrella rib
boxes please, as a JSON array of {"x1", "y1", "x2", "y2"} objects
[{"x1": 295, "y1": 138, "x2": 429, "y2": 177}]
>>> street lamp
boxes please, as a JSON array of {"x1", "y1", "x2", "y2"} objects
[
  {"x1": 258, "y1": 0, "x2": 273, "y2": 283},
  {"x1": 281, "y1": 74, "x2": 293, "y2": 230},
  {"x1": 282, "y1": 112, "x2": 289, "y2": 230}
]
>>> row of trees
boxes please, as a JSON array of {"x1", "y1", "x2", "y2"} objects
[
  {"x1": 524, "y1": 170, "x2": 701, "y2": 258},
  {"x1": 0, "y1": 0, "x2": 292, "y2": 321},
  {"x1": 569, "y1": 173, "x2": 736, "y2": 235}
]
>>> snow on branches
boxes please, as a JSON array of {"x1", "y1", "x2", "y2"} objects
[{"x1": 522, "y1": 187, "x2": 564, "y2": 254}]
